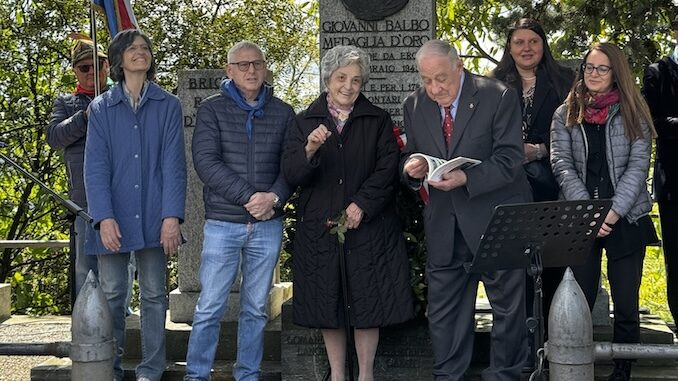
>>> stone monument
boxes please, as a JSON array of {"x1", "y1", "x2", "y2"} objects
[
  {"x1": 319, "y1": 0, "x2": 435, "y2": 130},
  {"x1": 169, "y1": 68, "x2": 223, "y2": 323}
]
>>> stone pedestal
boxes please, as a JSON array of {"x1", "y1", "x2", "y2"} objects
[
  {"x1": 281, "y1": 301, "x2": 434, "y2": 381},
  {"x1": 593, "y1": 284, "x2": 612, "y2": 326},
  {"x1": 0, "y1": 283, "x2": 10, "y2": 322}
]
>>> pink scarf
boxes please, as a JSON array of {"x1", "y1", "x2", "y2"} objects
[
  {"x1": 327, "y1": 95, "x2": 353, "y2": 133},
  {"x1": 584, "y1": 89, "x2": 620, "y2": 125}
]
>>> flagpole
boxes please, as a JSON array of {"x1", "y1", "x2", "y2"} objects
[{"x1": 90, "y1": 5, "x2": 101, "y2": 97}]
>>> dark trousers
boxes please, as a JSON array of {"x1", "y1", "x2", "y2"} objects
[
  {"x1": 659, "y1": 202, "x2": 678, "y2": 325},
  {"x1": 572, "y1": 245, "x2": 645, "y2": 344},
  {"x1": 426, "y1": 231, "x2": 527, "y2": 381}
]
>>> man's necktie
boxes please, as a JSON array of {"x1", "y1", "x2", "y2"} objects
[{"x1": 443, "y1": 106, "x2": 454, "y2": 145}]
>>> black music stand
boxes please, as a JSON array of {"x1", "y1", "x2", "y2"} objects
[{"x1": 464, "y1": 199, "x2": 612, "y2": 377}]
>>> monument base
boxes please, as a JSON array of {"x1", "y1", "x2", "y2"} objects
[
  {"x1": 169, "y1": 282, "x2": 292, "y2": 323},
  {"x1": 0, "y1": 283, "x2": 10, "y2": 322},
  {"x1": 592, "y1": 286, "x2": 612, "y2": 326}
]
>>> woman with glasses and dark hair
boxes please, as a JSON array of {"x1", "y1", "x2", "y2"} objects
[
  {"x1": 551, "y1": 42, "x2": 657, "y2": 381},
  {"x1": 491, "y1": 18, "x2": 574, "y2": 202},
  {"x1": 283, "y1": 45, "x2": 415, "y2": 381},
  {"x1": 85, "y1": 29, "x2": 186, "y2": 381}
]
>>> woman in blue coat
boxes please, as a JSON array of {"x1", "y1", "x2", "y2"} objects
[{"x1": 85, "y1": 29, "x2": 186, "y2": 381}]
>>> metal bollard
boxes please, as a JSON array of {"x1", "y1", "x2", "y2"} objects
[
  {"x1": 70, "y1": 270, "x2": 115, "y2": 381},
  {"x1": 546, "y1": 267, "x2": 594, "y2": 380}
]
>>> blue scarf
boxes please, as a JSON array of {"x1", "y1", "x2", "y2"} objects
[{"x1": 221, "y1": 79, "x2": 269, "y2": 139}]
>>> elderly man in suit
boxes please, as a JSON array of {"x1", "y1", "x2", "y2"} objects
[{"x1": 401, "y1": 39, "x2": 532, "y2": 381}]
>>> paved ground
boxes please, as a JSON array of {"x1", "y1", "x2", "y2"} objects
[{"x1": 0, "y1": 316, "x2": 71, "y2": 381}]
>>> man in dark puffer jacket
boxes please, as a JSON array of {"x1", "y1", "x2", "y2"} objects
[
  {"x1": 643, "y1": 14, "x2": 678, "y2": 327},
  {"x1": 184, "y1": 41, "x2": 294, "y2": 381},
  {"x1": 47, "y1": 36, "x2": 108, "y2": 299}
]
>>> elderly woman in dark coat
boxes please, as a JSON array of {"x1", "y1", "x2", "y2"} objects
[{"x1": 283, "y1": 45, "x2": 415, "y2": 381}]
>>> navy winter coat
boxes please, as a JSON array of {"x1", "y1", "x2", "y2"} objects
[{"x1": 192, "y1": 84, "x2": 294, "y2": 223}]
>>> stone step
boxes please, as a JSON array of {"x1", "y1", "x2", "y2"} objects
[
  {"x1": 29, "y1": 299, "x2": 678, "y2": 380},
  {"x1": 465, "y1": 364, "x2": 678, "y2": 381},
  {"x1": 31, "y1": 358, "x2": 281, "y2": 381},
  {"x1": 33, "y1": 358, "x2": 678, "y2": 381},
  {"x1": 282, "y1": 299, "x2": 678, "y2": 380},
  {"x1": 122, "y1": 312, "x2": 281, "y2": 361}
]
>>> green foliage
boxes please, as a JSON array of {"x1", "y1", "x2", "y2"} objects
[
  {"x1": 132, "y1": 0, "x2": 319, "y2": 108},
  {"x1": 328, "y1": 210, "x2": 348, "y2": 244},
  {"x1": 0, "y1": 0, "x2": 79, "y2": 315},
  {"x1": 602, "y1": 205, "x2": 672, "y2": 323},
  {"x1": 396, "y1": 187, "x2": 428, "y2": 315},
  {"x1": 437, "y1": 0, "x2": 678, "y2": 77}
]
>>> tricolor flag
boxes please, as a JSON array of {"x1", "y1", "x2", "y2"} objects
[{"x1": 91, "y1": 0, "x2": 138, "y2": 37}]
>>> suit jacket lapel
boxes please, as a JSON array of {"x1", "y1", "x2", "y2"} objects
[{"x1": 449, "y1": 70, "x2": 478, "y2": 157}]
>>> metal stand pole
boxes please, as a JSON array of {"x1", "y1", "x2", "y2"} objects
[
  {"x1": 338, "y1": 240, "x2": 355, "y2": 381},
  {"x1": 526, "y1": 245, "x2": 546, "y2": 380}
]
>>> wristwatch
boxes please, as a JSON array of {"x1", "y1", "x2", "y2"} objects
[
  {"x1": 273, "y1": 194, "x2": 281, "y2": 208},
  {"x1": 535, "y1": 144, "x2": 545, "y2": 160}
]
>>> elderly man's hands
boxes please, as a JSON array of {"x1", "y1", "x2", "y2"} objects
[
  {"x1": 404, "y1": 156, "x2": 429, "y2": 179},
  {"x1": 245, "y1": 192, "x2": 277, "y2": 221},
  {"x1": 428, "y1": 169, "x2": 467, "y2": 191}
]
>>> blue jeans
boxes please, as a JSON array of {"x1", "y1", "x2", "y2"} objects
[
  {"x1": 74, "y1": 217, "x2": 98, "y2": 296},
  {"x1": 184, "y1": 218, "x2": 283, "y2": 381},
  {"x1": 98, "y1": 247, "x2": 167, "y2": 381}
]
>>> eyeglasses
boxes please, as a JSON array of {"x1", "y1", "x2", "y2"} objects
[
  {"x1": 76, "y1": 60, "x2": 106, "y2": 73},
  {"x1": 229, "y1": 60, "x2": 265, "y2": 72},
  {"x1": 582, "y1": 63, "x2": 612, "y2": 76}
]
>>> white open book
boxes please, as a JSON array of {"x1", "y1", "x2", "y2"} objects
[{"x1": 409, "y1": 153, "x2": 481, "y2": 181}]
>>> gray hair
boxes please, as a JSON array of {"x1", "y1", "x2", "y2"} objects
[
  {"x1": 415, "y1": 40, "x2": 459, "y2": 68},
  {"x1": 321, "y1": 45, "x2": 370, "y2": 88},
  {"x1": 227, "y1": 40, "x2": 266, "y2": 63}
]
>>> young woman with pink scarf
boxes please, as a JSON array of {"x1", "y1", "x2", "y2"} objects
[{"x1": 550, "y1": 42, "x2": 658, "y2": 381}]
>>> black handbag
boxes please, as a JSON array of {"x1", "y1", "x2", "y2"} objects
[{"x1": 524, "y1": 159, "x2": 559, "y2": 201}]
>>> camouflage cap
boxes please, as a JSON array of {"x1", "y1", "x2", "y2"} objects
[{"x1": 71, "y1": 37, "x2": 107, "y2": 66}]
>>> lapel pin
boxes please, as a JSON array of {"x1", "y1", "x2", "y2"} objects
[{"x1": 469, "y1": 103, "x2": 474, "y2": 109}]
